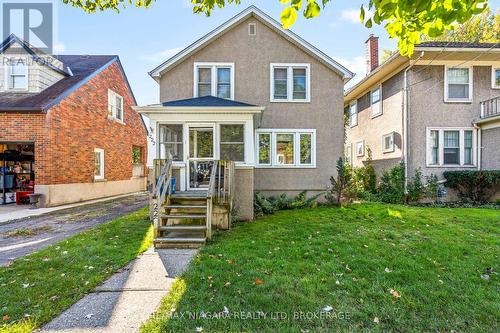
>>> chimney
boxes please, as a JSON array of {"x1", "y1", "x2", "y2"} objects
[{"x1": 365, "y1": 34, "x2": 379, "y2": 74}]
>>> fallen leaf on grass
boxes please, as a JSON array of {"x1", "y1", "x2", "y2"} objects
[
  {"x1": 224, "y1": 281, "x2": 231, "y2": 287},
  {"x1": 389, "y1": 289, "x2": 401, "y2": 298},
  {"x1": 373, "y1": 317, "x2": 380, "y2": 324},
  {"x1": 255, "y1": 278, "x2": 264, "y2": 285},
  {"x1": 196, "y1": 327, "x2": 203, "y2": 332},
  {"x1": 384, "y1": 268, "x2": 392, "y2": 273},
  {"x1": 2, "y1": 314, "x2": 9, "y2": 321},
  {"x1": 322, "y1": 305, "x2": 333, "y2": 312},
  {"x1": 227, "y1": 259, "x2": 233, "y2": 264}
]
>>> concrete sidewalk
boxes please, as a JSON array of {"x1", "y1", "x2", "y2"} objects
[
  {"x1": 40, "y1": 247, "x2": 196, "y2": 333},
  {"x1": 0, "y1": 192, "x2": 147, "y2": 225}
]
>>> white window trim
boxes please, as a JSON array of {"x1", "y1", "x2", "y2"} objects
[
  {"x1": 492, "y1": 67, "x2": 500, "y2": 89},
  {"x1": 94, "y1": 148, "x2": 105, "y2": 180},
  {"x1": 4, "y1": 57, "x2": 28, "y2": 91},
  {"x1": 355, "y1": 140, "x2": 365, "y2": 157},
  {"x1": 270, "y1": 63, "x2": 311, "y2": 103},
  {"x1": 349, "y1": 101, "x2": 358, "y2": 127},
  {"x1": 108, "y1": 89, "x2": 125, "y2": 123},
  {"x1": 248, "y1": 23, "x2": 256, "y2": 35},
  {"x1": 382, "y1": 132, "x2": 394, "y2": 153},
  {"x1": 218, "y1": 123, "x2": 246, "y2": 163},
  {"x1": 255, "y1": 129, "x2": 316, "y2": 168},
  {"x1": 193, "y1": 62, "x2": 235, "y2": 100},
  {"x1": 444, "y1": 66, "x2": 473, "y2": 103},
  {"x1": 371, "y1": 85, "x2": 383, "y2": 118},
  {"x1": 425, "y1": 127, "x2": 477, "y2": 167}
]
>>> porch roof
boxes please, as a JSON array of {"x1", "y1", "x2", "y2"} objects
[{"x1": 162, "y1": 96, "x2": 256, "y2": 107}]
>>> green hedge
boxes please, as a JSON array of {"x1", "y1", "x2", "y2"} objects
[{"x1": 443, "y1": 170, "x2": 500, "y2": 203}]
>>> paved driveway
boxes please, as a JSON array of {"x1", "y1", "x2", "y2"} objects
[{"x1": 0, "y1": 193, "x2": 149, "y2": 266}]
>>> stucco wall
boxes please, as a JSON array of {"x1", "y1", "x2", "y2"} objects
[
  {"x1": 481, "y1": 127, "x2": 500, "y2": 170},
  {"x1": 233, "y1": 167, "x2": 254, "y2": 221},
  {"x1": 407, "y1": 65, "x2": 498, "y2": 178},
  {"x1": 158, "y1": 16, "x2": 345, "y2": 194},
  {"x1": 346, "y1": 70, "x2": 404, "y2": 170}
]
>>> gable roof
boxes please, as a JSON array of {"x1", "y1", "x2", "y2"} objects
[
  {"x1": 0, "y1": 54, "x2": 119, "y2": 111},
  {"x1": 148, "y1": 5, "x2": 354, "y2": 82},
  {"x1": 162, "y1": 96, "x2": 256, "y2": 107}
]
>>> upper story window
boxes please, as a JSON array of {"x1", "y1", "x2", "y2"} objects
[
  {"x1": 256, "y1": 129, "x2": 315, "y2": 168},
  {"x1": 445, "y1": 67, "x2": 472, "y2": 102},
  {"x1": 348, "y1": 101, "x2": 358, "y2": 127},
  {"x1": 6, "y1": 58, "x2": 28, "y2": 90},
  {"x1": 371, "y1": 86, "x2": 382, "y2": 117},
  {"x1": 426, "y1": 127, "x2": 475, "y2": 167},
  {"x1": 270, "y1": 63, "x2": 310, "y2": 102},
  {"x1": 492, "y1": 67, "x2": 500, "y2": 89},
  {"x1": 108, "y1": 89, "x2": 124, "y2": 122},
  {"x1": 194, "y1": 62, "x2": 234, "y2": 99}
]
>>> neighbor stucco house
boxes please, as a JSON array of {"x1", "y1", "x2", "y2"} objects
[
  {"x1": 136, "y1": 6, "x2": 353, "y2": 246},
  {"x1": 0, "y1": 34, "x2": 147, "y2": 207},
  {"x1": 345, "y1": 37, "x2": 500, "y2": 188}
]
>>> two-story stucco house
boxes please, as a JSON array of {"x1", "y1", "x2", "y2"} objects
[
  {"x1": 0, "y1": 34, "x2": 148, "y2": 207},
  {"x1": 345, "y1": 36, "x2": 500, "y2": 193},
  {"x1": 137, "y1": 6, "x2": 353, "y2": 246}
]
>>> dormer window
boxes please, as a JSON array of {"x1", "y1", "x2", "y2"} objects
[
  {"x1": 7, "y1": 59, "x2": 28, "y2": 90},
  {"x1": 194, "y1": 62, "x2": 234, "y2": 99}
]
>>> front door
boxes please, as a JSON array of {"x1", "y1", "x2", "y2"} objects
[{"x1": 188, "y1": 125, "x2": 215, "y2": 190}]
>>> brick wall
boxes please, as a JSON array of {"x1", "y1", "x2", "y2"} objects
[{"x1": 1, "y1": 61, "x2": 147, "y2": 185}]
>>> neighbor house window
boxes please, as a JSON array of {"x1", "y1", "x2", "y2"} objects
[
  {"x1": 159, "y1": 124, "x2": 184, "y2": 161},
  {"x1": 426, "y1": 128, "x2": 476, "y2": 166},
  {"x1": 371, "y1": 86, "x2": 382, "y2": 117},
  {"x1": 194, "y1": 63, "x2": 234, "y2": 99},
  {"x1": 356, "y1": 141, "x2": 364, "y2": 157},
  {"x1": 382, "y1": 132, "x2": 394, "y2": 153},
  {"x1": 349, "y1": 102, "x2": 358, "y2": 127},
  {"x1": 220, "y1": 124, "x2": 245, "y2": 162},
  {"x1": 345, "y1": 143, "x2": 352, "y2": 165},
  {"x1": 108, "y1": 89, "x2": 124, "y2": 121},
  {"x1": 445, "y1": 67, "x2": 472, "y2": 102},
  {"x1": 492, "y1": 68, "x2": 500, "y2": 89},
  {"x1": 270, "y1": 64, "x2": 310, "y2": 102},
  {"x1": 7, "y1": 59, "x2": 27, "y2": 90},
  {"x1": 256, "y1": 129, "x2": 316, "y2": 167},
  {"x1": 94, "y1": 148, "x2": 104, "y2": 180}
]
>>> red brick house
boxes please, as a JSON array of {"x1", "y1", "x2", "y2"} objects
[{"x1": 0, "y1": 35, "x2": 147, "y2": 207}]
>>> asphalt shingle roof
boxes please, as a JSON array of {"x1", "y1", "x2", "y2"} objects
[
  {"x1": 162, "y1": 96, "x2": 256, "y2": 107},
  {"x1": 0, "y1": 54, "x2": 117, "y2": 111},
  {"x1": 416, "y1": 41, "x2": 500, "y2": 49}
]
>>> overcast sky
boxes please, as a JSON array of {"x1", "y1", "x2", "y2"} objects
[{"x1": 55, "y1": 0, "x2": 499, "y2": 105}]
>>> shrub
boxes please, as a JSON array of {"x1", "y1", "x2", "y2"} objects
[
  {"x1": 407, "y1": 168, "x2": 425, "y2": 203},
  {"x1": 326, "y1": 157, "x2": 355, "y2": 206},
  {"x1": 443, "y1": 170, "x2": 500, "y2": 203},
  {"x1": 425, "y1": 174, "x2": 439, "y2": 203},
  {"x1": 352, "y1": 148, "x2": 377, "y2": 197},
  {"x1": 253, "y1": 191, "x2": 322, "y2": 217},
  {"x1": 377, "y1": 163, "x2": 405, "y2": 204}
]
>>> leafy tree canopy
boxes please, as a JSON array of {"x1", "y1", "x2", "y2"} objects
[{"x1": 62, "y1": 0, "x2": 491, "y2": 56}]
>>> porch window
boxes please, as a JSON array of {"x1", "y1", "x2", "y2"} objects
[
  {"x1": 108, "y1": 89, "x2": 124, "y2": 121},
  {"x1": 256, "y1": 129, "x2": 316, "y2": 168},
  {"x1": 194, "y1": 63, "x2": 234, "y2": 99},
  {"x1": 445, "y1": 67, "x2": 472, "y2": 102},
  {"x1": 159, "y1": 124, "x2": 184, "y2": 161},
  {"x1": 220, "y1": 124, "x2": 245, "y2": 162},
  {"x1": 7, "y1": 59, "x2": 27, "y2": 90},
  {"x1": 426, "y1": 128, "x2": 476, "y2": 167},
  {"x1": 257, "y1": 133, "x2": 271, "y2": 165},
  {"x1": 270, "y1": 63, "x2": 310, "y2": 102},
  {"x1": 94, "y1": 148, "x2": 104, "y2": 180}
]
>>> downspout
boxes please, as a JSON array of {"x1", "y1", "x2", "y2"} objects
[
  {"x1": 474, "y1": 123, "x2": 481, "y2": 170},
  {"x1": 402, "y1": 51, "x2": 424, "y2": 193}
]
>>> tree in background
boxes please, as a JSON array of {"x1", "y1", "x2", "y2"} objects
[{"x1": 62, "y1": 0, "x2": 490, "y2": 56}]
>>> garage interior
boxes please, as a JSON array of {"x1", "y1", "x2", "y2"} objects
[{"x1": 0, "y1": 142, "x2": 35, "y2": 205}]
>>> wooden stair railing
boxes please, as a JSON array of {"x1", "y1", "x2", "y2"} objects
[{"x1": 152, "y1": 157, "x2": 173, "y2": 240}]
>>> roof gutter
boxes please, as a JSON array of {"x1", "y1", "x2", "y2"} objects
[{"x1": 403, "y1": 51, "x2": 425, "y2": 194}]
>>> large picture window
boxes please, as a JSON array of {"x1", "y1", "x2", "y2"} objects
[
  {"x1": 256, "y1": 129, "x2": 316, "y2": 168},
  {"x1": 194, "y1": 63, "x2": 234, "y2": 99},
  {"x1": 445, "y1": 67, "x2": 472, "y2": 102},
  {"x1": 426, "y1": 128, "x2": 475, "y2": 167},
  {"x1": 270, "y1": 63, "x2": 310, "y2": 102},
  {"x1": 159, "y1": 124, "x2": 184, "y2": 161},
  {"x1": 220, "y1": 124, "x2": 245, "y2": 162}
]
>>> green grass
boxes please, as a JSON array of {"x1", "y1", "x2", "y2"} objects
[
  {"x1": 0, "y1": 207, "x2": 152, "y2": 333},
  {"x1": 141, "y1": 203, "x2": 499, "y2": 333}
]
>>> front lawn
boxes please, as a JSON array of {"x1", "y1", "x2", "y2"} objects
[
  {"x1": 0, "y1": 207, "x2": 152, "y2": 333},
  {"x1": 142, "y1": 203, "x2": 499, "y2": 333}
]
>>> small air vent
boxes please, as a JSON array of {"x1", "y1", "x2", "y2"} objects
[{"x1": 248, "y1": 23, "x2": 256, "y2": 36}]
